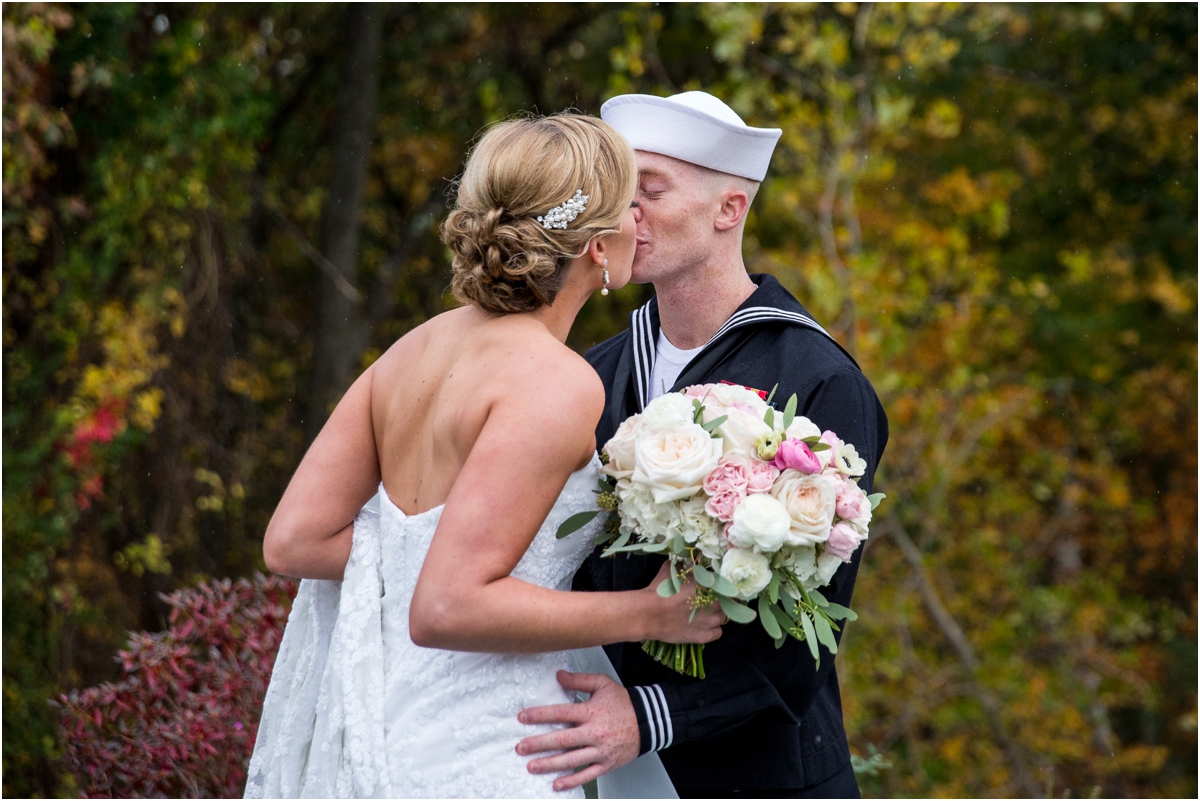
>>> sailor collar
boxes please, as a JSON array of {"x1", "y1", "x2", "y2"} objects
[{"x1": 627, "y1": 273, "x2": 835, "y2": 412}]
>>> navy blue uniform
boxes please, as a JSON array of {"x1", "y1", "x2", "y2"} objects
[{"x1": 575, "y1": 274, "x2": 888, "y2": 796}]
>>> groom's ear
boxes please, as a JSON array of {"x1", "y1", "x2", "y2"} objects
[{"x1": 714, "y1": 187, "x2": 750, "y2": 232}]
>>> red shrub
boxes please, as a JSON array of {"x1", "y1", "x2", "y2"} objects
[{"x1": 54, "y1": 574, "x2": 297, "y2": 798}]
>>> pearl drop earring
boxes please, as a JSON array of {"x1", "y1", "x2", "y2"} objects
[{"x1": 601, "y1": 258, "x2": 610, "y2": 296}]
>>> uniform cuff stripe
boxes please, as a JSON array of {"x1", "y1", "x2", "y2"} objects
[
  {"x1": 633, "y1": 685, "x2": 657, "y2": 752},
  {"x1": 652, "y1": 684, "x2": 673, "y2": 749},
  {"x1": 633, "y1": 684, "x2": 672, "y2": 752}
]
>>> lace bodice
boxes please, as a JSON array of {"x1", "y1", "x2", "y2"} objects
[{"x1": 245, "y1": 455, "x2": 605, "y2": 799}]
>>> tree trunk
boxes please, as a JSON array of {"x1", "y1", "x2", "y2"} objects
[{"x1": 306, "y1": 3, "x2": 384, "y2": 443}]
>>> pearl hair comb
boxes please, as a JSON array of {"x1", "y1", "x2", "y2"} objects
[{"x1": 537, "y1": 190, "x2": 589, "y2": 230}]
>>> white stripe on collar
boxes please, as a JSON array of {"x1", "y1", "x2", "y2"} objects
[{"x1": 630, "y1": 304, "x2": 831, "y2": 411}]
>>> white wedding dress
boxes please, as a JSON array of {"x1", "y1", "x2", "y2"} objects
[{"x1": 245, "y1": 455, "x2": 676, "y2": 799}]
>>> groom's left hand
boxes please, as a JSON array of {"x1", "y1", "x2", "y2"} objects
[{"x1": 516, "y1": 670, "x2": 641, "y2": 792}]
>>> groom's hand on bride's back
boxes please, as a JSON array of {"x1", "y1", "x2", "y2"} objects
[{"x1": 516, "y1": 670, "x2": 640, "y2": 792}]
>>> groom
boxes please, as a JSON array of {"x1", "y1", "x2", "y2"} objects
[{"x1": 518, "y1": 91, "x2": 888, "y2": 797}]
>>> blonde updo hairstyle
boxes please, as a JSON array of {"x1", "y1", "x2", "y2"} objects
[{"x1": 443, "y1": 114, "x2": 637, "y2": 314}]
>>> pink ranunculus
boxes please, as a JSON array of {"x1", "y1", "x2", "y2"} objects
[
  {"x1": 825, "y1": 522, "x2": 862, "y2": 561},
  {"x1": 703, "y1": 455, "x2": 752, "y2": 497},
  {"x1": 834, "y1": 477, "x2": 869, "y2": 521},
  {"x1": 705, "y1": 490, "x2": 743, "y2": 523},
  {"x1": 773, "y1": 438, "x2": 822, "y2": 474},
  {"x1": 746, "y1": 459, "x2": 780, "y2": 493}
]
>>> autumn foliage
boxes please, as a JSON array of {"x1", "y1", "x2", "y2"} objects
[
  {"x1": 3, "y1": 3, "x2": 1195, "y2": 798},
  {"x1": 53, "y1": 575, "x2": 295, "y2": 798}
]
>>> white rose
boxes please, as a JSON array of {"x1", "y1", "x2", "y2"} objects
[
  {"x1": 632, "y1": 423, "x2": 723, "y2": 503},
  {"x1": 727, "y1": 493, "x2": 791, "y2": 554},
  {"x1": 770, "y1": 470, "x2": 837, "y2": 546},
  {"x1": 784, "y1": 415, "x2": 822, "y2": 441},
  {"x1": 600, "y1": 415, "x2": 644, "y2": 479},
  {"x1": 691, "y1": 383, "x2": 769, "y2": 420},
  {"x1": 641, "y1": 392, "x2": 697, "y2": 429},
  {"x1": 718, "y1": 548, "x2": 773, "y2": 600},
  {"x1": 812, "y1": 551, "x2": 844, "y2": 589},
  {"x1": 714, "y1": 407, "x2": 773, "y2": 458}
]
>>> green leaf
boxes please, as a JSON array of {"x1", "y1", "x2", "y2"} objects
[
  {"x1": 823, "y1": 602, "x2": 858, "y2": 621},
  {"x1": 779, "y1": 588, "x2": 797, "y2": 614},
  {"x1": 813, "y1": 613, "x2": 838, "y2": 655},
  {"x1": 763, "y1": 407, "x2": 775, "y2": 429},
  {"x1": 759, "y1": 597, "x2": 782, "y2": 638},
  {"x1": 774, "y1": 634, "x2": 787, "y2": 649},
  {"x1": 692, "y1": 399, "x2": 705, "y2": 424},
  {"x1": 768, "y1": 572, "x2": 780, "y2": 604},
  {"x1": 671, "y1": 569, "x2": 682, "y2": 592},
  {"x1": 639, "y1": 541, "x2": 669, "y2": 553},
  {"x1": 809, "y1": 589, "x2": 829, "y2": 607},
  {"x1": 712, "y1": 573, "x2": 738, "y2": 597},
  {"x1": 689, "y1": 606, "x2": 699, "y2": 623},
  {"x1": 693, "y1": 563, "x2": 715, "y2": 588},
  {"x1": 782, "y1": 393, "x2": 798, "y2": 429},
  {"x1": 701, "y1": 414, "x2": 728, "y2": 433},
  {"x1": 800, "y1": 611, "x2": 819, "y2": 661},
  {"x1": 765, "y1": 383, "x2": 778, "y2": 405},
  {"x1": 808, "y1": 441, "x2": 831, "y2": 452},
  {"x1": 598, "y1": 478, "x2": 613, "y2": 493},
  {"x1": 867, "y1": 493, "x2": 885, "y2": 511},
  {"x1": 770, "y1": 602, "x2": 794, "y2": 631},
  {"x1": 718, "y1": 596, "x2": 758, "y2": 624},
  {"x1": 657, "y1": 578, "x2": 677, "y2": 598},
  {"x1": 670, "y1": 536, "x2": 687, "y2": 555},
  {"x1": 556, "y1": 511, "x2": 599, "y2": 539}
]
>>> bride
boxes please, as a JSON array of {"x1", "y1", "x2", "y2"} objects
[{"x1": 244, "y1": 114, "x2": 724, "y2": 798}]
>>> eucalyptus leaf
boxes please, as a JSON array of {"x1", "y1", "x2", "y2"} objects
[
  {"x1": 867, "y1": 492, "x2": 885, "y2": 511},
  {"x1": 598, "y1": 479, "x2": 612, "y2": 493},
  {"x1": 693, "y1": 563, "x2": 715, "y2": 588},
  {"x1": 813, "y1": 613, "x2": 838, "y2": 654},
  {"x1": 774, "y1": 634, "x2": 787, "y2": 649},
  {"x1": 759, "y1": 598, "x2": 782, "y2": 638},
  {"x1": 640, "y1": 541, "x2": 669, "y2": 553},
  {"x1": 823, "y1": 602, "x2": 858, "y2": 621},
  {"x1": 671, "y1": 569, "x2": 682, "y2": 592},
  {"x1": 763, "y1": 407, "x2": 774, "y2": 429},
  {"x1": 712, "y1": 573, "x2": 738, "y2": 597},
  {"x1": 800, "y1": 612, "x2": 819, "y2": 661},
  {"x1": 556, "y1": 511, "x2": 599, "y2": 539},
  {"x1": 768, "y1": 572, "x2": 780, "y2": 604},
  {"x1": 809, "y1": 589, "x2": 829, "y2": 607},
  {"x1": 782, "y1": 393, "x2": 798, "y2": 429},
  {"x1": 718, "y1": 596, "x2": 758, "y2": 624},
  {"x1": 701, "y1": 415, "x2": 728, "y2": 433},
  {"x1": 657, "y1": 579, "x2": 677, "y2": 598},
  {"x1": 808, "y1": 442, "x2": 831, "y2": 452},
  {"x1": 765, "y1": 383, "x2": 778, "y2": 405},
  {"x1": 770, "y1": 603, "x2": 794, "y2": 631}
]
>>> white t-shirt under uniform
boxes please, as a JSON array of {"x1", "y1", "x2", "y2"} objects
[{"x1": 649, "y1": 330, "x2": 705, "y2": 402}]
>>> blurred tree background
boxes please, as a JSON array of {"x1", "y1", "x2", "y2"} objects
[{"x1": 3, "y1": 2, "x2": 1195, "y2": 797}]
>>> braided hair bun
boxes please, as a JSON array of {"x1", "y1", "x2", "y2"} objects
[{"x1": 443, "y1": 114, "x2": 637, "y2": 315}]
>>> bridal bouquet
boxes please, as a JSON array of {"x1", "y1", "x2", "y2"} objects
[{"x1": 558, "y1": 382, "x2": 883, "y2": 678}]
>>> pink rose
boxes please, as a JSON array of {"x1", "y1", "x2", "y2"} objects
[
  {"x1": 746, "y1": 459, "x2": 780, "y2": 494},
  {"x1": 773, "y1": 439, "x2": 822, "y2": 474},
  {"x1": 705, "y1": 490, "x2": 743, "y2": 523},
  {"x1": 825, "y1": 522, "x2": 862, "y2": 561},
  {"x1": 703, "y1": 455, "x2": 752, "y2": 497},
  {"x1": 833, "y1": 476, "x2": 869, "y2": 521},
  {"x1": 683, "y1": 385, "x2": 710, "y2": 399}
]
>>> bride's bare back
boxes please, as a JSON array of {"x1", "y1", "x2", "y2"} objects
[{"x1": 370, "y1": 305, "x2": 596, "y2": 516}]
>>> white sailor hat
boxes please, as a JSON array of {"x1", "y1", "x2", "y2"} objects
[{"x1": 600, "y1": 91, "x2": 782, "y2": 182}]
